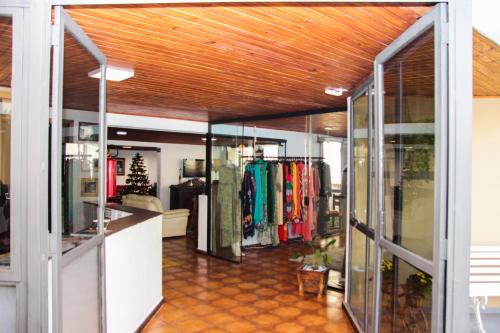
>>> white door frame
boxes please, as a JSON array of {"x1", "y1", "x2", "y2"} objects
[{"x1": 50, "y1": 5, "x2": 107, "y2": 333}]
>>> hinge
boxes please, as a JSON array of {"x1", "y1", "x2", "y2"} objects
[
  {"x1": 49, "y1": 233, "x2": 58, "y2": 254},
  {"x1": 442, "y1": 22, "x2": 449, "y2": 46},
  {"x1": 441, "y1": 238, "x2": 448, "y2": 260},
  {"x1": 51, "y1": 24, "x2": 58, "y2": 47}
]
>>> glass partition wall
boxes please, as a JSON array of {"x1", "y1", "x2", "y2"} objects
[{"x1": 207, "y1": 114, "x2": 348, "y2": 267}]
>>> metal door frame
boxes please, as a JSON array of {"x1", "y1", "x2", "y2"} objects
[
  {"x1": 50, "y1": 6, "x2": 107, "y2": 332},
  {"x1": 344, "y1": 78, "x2": 375, "y2": 333},
  {"x1": 371, "y1": 3, "x2": 448, "y2": 333}
]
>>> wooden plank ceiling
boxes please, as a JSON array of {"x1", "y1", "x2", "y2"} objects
[
  {"x1": 63, "y1": 3, "x2": 433, "y2": 136},
  {"x1": 474, "y1": 31, "x2": 500, "y2": 97},
  {"x1": 49, "y1": 4, "x2": 499, "y2": 137},
  {"x1": 0, "y1": 16, "x2": 12, "y2": 90}
]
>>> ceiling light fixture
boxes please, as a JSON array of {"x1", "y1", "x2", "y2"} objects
[
  {"x1": 116, "y1": 131, "x2": 127, "y2": 136},
  {"x1": 88, "y1": 66, "x2": 135, "y2": 82},
  {"x1": 122, "y1": 146, "x2": 132, "y2": 149},
  {"x1": 324, "y1": 87, "x2": 348, "y2": 97},
  {"x1": 202, "y1": 138, "x2": 217, "y2": 142},
  {"x1": 324, "y1": 127, "x2": 333, "y2": 131}
]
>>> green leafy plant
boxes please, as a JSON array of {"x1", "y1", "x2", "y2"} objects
[
  {"x1": 405, "y1": 272, "x2": 432, "y2": 297},
  {"x1": 295, "y1": 238, "x2": 336, "y2": 270}
]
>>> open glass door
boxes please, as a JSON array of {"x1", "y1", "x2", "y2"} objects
[
  {"x1": 50, "y1": 6, "x2": 107, "y2": 333},
  {"x1": 372, "y1": 4, "x2": 447, "y2": 333},
  {"x1": 346, "y1": 80, "x2": 375, "y2": 332},
  {"x1": 0, "y1": 7, "x2": 23, "y2": 332}
]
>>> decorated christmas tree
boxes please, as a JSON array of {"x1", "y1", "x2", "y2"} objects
[{"x1": 125, "y1": 153, "x2": 151, "y2": 195}]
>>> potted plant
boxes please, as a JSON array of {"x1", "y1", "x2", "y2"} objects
[
  {"x1": 381, "y1": 259, "x2": 394, "y2": 294},
  {"x1": 403, "y1": 272, "x2": 432, "y2": 308},
  {"x1": 293, "y1": 238, "x2": 336, "y2": 299}
]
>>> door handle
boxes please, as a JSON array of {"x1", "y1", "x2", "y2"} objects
[{"x1": 350, "y1": 217, "x2": 375, "y2": 239}]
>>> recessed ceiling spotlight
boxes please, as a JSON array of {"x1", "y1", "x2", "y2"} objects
[
  {"x1": 202, "y1": 138, "x2": 216, "y2": 141},
  {"x1": 122, "y1": 146, "x2": 132, "y2": 149},
  {"x1": 89, "y1": 65, "x2": 134, "y2": 82},
  {"x1": 324, "y1": 87, "x2": 348, "y2": 97},
  {"x1": 116, "y1": 131, "x2": 127, "y2": 136}
]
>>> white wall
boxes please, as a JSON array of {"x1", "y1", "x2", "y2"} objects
[
  {"x1": 161, "y1": 143, "x2": 206, "y2": 208},
  {"x1": 471, "y1": 98, "x2": 500, "y2": 246},
  {"x1": 105, "y1": 215, "x2": 162, "y2": 333},
  {"x1": 109, "y1": 140, "x2": 205, "y2": 210},
  {"x1": 107, "y1": 113, "x2": 207, "y2": 134},
  {"x1": 472, "y1": 98, "x2": 500, "y2": 308},
  {"x1": 114, "y1": 149, "x2": 159, "y2": 187}
]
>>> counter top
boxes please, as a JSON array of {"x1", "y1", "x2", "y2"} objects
[{"x1": 105, "y1": 203, "x2": 162, "y2": 236}]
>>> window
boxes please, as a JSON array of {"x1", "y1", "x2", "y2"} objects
[{"x1": 323, "y1": 141, "x2": 342, "y2": 191}]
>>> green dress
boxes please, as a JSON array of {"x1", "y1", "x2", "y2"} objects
[{"x1": 217, "y1": 164, "x2": 242, "y2": 247}]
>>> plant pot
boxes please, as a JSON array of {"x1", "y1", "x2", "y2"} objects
[
  {"x1": 296, "y1": 264, "x2": 329, "y2": 300},
  {"x1": 406, "y1": 294, "x2": 425, "y2": 308}
]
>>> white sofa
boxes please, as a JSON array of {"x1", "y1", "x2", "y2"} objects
[{"x1": 121, "y1": 194, "x2": 190, "y2": 238}]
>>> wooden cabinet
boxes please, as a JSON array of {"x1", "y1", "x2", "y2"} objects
[{"x1": 169, "y1": 179, "x2": 205, "y2": 243}]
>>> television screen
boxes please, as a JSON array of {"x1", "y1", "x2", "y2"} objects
[{"x1": 183, "y1": 159, "x2": 206, "y2": 178}]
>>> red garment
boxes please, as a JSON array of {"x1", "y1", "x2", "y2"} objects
[
  {"x1": 303, "y1": 165, "x2": 313, "y2": 241},
  {"x1": 278, "y1": 223, "x2": 288, "y2": 242}
]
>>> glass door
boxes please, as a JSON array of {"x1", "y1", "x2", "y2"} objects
[
  {"x1": 372, "y1": 4, "x2": 447, "y2": 333},
  {"x1": 0, "y1": 7, "x2": 23, "y2": 333},
  {"x1": 346, "y1": 81, "x2": 375, "y2": 332},
  {"x1": 50, "y1": 6, "x2": 107, "y2": 333}
]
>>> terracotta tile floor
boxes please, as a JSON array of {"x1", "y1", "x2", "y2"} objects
[{"x1": 142, "y1": 237, "x2": 355, "y2": 333}]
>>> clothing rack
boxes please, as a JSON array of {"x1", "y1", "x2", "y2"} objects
[{"x1": 242, "y1": 156, "x2": 324, "y2": 161}]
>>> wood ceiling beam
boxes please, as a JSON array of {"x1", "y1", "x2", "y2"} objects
[{"x1": 209, "y1": 106, "x2": 346, "y2": 125}]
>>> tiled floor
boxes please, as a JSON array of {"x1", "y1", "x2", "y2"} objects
[{"x1": 142, "y1": 237, "x2": 355, "y2": 333}]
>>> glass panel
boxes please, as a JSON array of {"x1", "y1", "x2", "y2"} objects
[
  {"x1": 0, "y1": 286, "x2": 16, "y2": 332},
  {"x1": 210, "y1": 123, "x2": 244, "y2": 262},
  {"x1": 60, "y1": 28, "x2": 101, "y2": 254},
  {"x1": 380, "y1": 251, "x2": 432, "y2": 333},
  {"x1": 61, "y1": 245, "x2": 100, "y2": 333},
  {"x1": 349, "y1": 228, "x2": 367, "y2": 330},
  {"x1": 382, "y1": 27, "x2": 435, "y2": 261},
  {"x1": 353, "y1": 92, "x2": 370, "y2": 226},
  {"x1": 367, "y1": 238, "x2": 375, "y2": 331},
  {"x1": 0, "y1": 16, "x2": 12, "y2": 268}
]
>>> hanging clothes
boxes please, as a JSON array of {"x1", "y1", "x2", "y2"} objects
[
  {"x1": 284, "y1": 163, "x2": 293, "y2": 222},
  {"x1": 267, "y1": 163, "x2": 275, "y2": 225},
  {"x1": 304, "y1": 163, "x2": 321, "y2": 241},
  {"x1": 317, "y1": 161, "x2": 332, "y2": 236},
  {"x1": 242, "y1": 163, "x2": 256, "y2": 238},
  {"x1": 217, "y1": 164, "x2": 242, "y2": 247},
  {"x1": 274, "y1": 163, "x2": 283, "y2": 226},
  {"x1": 253, "y1": 161, "x2": 267, "y2": 226}
]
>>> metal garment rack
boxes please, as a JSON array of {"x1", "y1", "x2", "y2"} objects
[
  {"x1": 206, "y1": 107, "x2": 346, "y2": 263},
  {"x1": 242, "y1": 156, "x2": 324, "y2": 161}
]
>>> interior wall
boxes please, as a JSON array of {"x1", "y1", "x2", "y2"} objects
[
  {"x1": 109, "y1": 140, "x2": 205, "y2": 210},
  {"x1": 472, "y1": 97, "x2": 500, "y2": 308},
  {"x1": 113, "y1": 149, "x2": 159, "y2": 187},
  {"x1": 161, "y1": 143, "x2": 206, "y2": 209}
]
